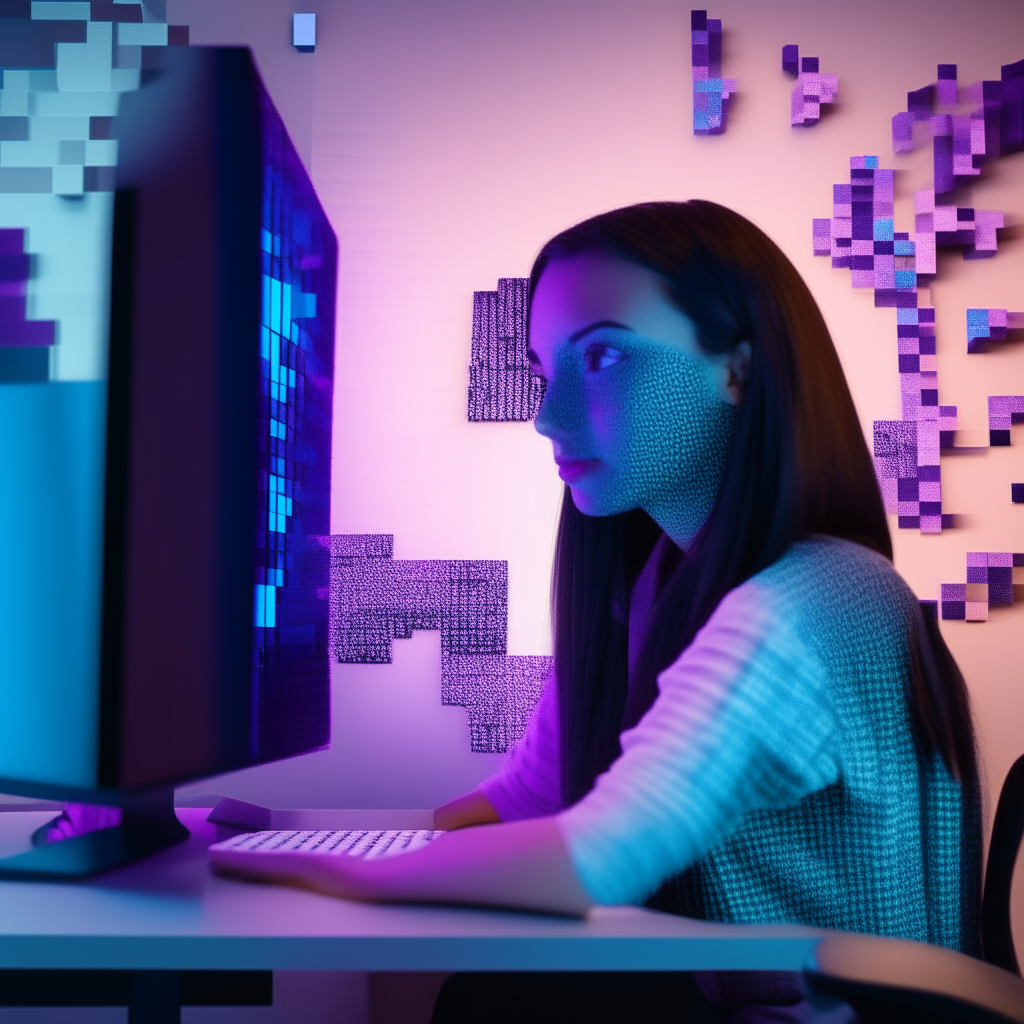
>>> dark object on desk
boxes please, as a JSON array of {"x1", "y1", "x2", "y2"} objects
[
  {"x1": 804, "y1": 752, "x2": 1024, "y2": 1023},
  {"x1": 0, "y1": 787, "x2": 186, "y2": 881},
  {"x1": 206, "y1": 794, "x2": 274, "y2": 830},
  {"x1": 0, "y1": 969, "x2": 271, "y2": 1024},
  {"x1": 0, "y1": 44, "x2": 336, "y2": 880}
]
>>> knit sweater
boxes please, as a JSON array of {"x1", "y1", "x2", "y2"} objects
[{"x1": 480, "y1": 535, "x2": 980, "y2": 955}]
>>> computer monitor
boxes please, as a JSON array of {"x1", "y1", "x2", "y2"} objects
[{"x1": 0, "y1": 47, "x2": 337, "y2": 878}]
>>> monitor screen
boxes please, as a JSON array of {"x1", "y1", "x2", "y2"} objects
[{"x1": 0, "y1": 45, "x2": 336, "y2": 803}]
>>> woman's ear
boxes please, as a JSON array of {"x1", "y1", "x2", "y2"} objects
[{"x1": 722, "y1": 340, "x2": 752, "y2": 405}]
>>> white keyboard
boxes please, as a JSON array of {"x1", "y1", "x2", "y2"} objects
[{"x1": 210, "y1": 828, "x2": 444, "y2": 861}]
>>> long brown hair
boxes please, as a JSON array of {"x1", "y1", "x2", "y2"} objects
[{"x1": 530, "y1": 201, "x2": 977, "y2": 810}]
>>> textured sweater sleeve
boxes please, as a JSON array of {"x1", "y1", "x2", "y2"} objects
[
  {"x1": 556, "y1": 579, "x2": 841, "y2": 906},
  {"x1": 478, "y1": 670, "x2": 562, "y2": 821}
]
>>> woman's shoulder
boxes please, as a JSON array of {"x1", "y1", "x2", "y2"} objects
[
  {"x1": 752, "y1": 534, "x2": 907, "y2": 597},
  {"x1": 731, "y1": 535, "x2": 918, "y2": 658}
]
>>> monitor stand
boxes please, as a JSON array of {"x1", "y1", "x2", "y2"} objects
[{"x1": 0, "y1": 786, "x2": 189, "y2": 881}]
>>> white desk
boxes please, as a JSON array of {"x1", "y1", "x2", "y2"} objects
[{"x1": 0, "y1": 809, "x2": 824, "y2": 973}]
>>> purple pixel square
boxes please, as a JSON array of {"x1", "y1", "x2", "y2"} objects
[
  {"x1": 908, "y1": 85, "x2": 935, "y2": 120},
  {"x1": 0, "y1": 228, "x2": 25, "y2": 256},
  {"x1": 988, "y1": 567, "x2": 1013, "y2": 604},
  {"x1": 782, "y1": 44, "x2": 799, "y2": 76},
  {"x1": 1000, "y1": 59, "x2": 1024, "y2": 153}
]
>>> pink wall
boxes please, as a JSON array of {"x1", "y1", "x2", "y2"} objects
[{"x1": 172, "y1": 2, "x2": 1023, "y2": 927}]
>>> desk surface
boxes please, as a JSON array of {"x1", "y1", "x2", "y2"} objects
[{"x1": 0, "y1": 809, "x2": 823, "y2": 972}]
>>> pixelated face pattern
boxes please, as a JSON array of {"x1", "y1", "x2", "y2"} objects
[
  {"x1": 0, "y1": 5, "x2": 189, "y2": 200},
  {"x1": 690, "y1": 9, "x2": 735, "y2": 135},
  {"x1": 529, "y1": 253, "x2": 736, "y2": 549},
  {"x1": 939, "y1": 552, "x2": 1024, "y2": 621},
  {"x1": 814, "y1": 61, "x2": 1024, "y2": 535},
  {"x1": 0, "y1": 2, "x2": 188, "y2": 384},
  {"x1": 329, "y1": 535, "x2": 551, "y2": 753},
  {"x1": 782, "y1": 45, "x2": 838, "y2": 127},
  {"x1": 467, "y1": 277, "x2": 545, "y2": 422}
]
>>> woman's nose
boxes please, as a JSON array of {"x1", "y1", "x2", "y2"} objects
[{"x1": 534, "y1": 366, "x2": 583, "y2": 443}]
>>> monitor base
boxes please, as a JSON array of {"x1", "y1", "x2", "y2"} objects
[{"x1": 0, "y1": 786, "x2": 189, "y2": 881}]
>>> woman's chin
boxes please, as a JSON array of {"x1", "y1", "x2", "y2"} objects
[{"x1": 569, "y1": 488, "x2": 632, "y2": 518}]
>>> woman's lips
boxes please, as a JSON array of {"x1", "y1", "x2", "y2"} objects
[{"x1": 556, "y1": 458, "x2": 600, "y2": 483}]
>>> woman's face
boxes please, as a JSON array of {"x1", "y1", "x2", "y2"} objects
[{"x1": 529, "y1": 252, "x2": 745, "y2": 547}]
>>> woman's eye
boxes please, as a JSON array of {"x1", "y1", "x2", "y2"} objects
[{"x1": 583, "y1": 343, "x2": 624, "y2": 372}]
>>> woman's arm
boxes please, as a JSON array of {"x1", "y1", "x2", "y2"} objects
[
  {"x1": 221, "y1": 816, "x2": 594, "y2": 917},
  {"x1": 434, "y1": 789, "x2": 501, "y2": 829}
]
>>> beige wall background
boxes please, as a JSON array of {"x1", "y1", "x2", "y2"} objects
[{"x1": 172, "y1": 3, "x2": 1023, "y2": 942}]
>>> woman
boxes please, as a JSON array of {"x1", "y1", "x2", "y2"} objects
[{"x1": 275, "y1": 202, "x2": 983, "y2": 1020}]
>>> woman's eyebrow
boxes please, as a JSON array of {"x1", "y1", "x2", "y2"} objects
[{"x1": 568, "y1": 319, "x2": 631, "y2": 343}]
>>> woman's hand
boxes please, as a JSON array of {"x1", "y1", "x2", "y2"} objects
[
  {"x1": 433, "y1": 789, "x2": 501, "y2": 830},
  {"x1": 222, "y1": 817, "x2": 594, "y2": 918}
]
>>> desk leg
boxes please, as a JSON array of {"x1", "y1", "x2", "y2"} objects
[{"x1": 130, "y1": 971, "x2": 181, "y2": 1024}]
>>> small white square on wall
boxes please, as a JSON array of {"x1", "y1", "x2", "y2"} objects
[{"x1": 292, "y1": 12, "x2": 316, "y2": 50}]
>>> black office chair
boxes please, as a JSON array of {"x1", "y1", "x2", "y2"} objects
[{"x1": 804, "y1": 753, "x2": 1024, "y2": 1023}]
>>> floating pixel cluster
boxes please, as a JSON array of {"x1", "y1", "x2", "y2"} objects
[
  {"x1": 815, "y1": 60, "x2": 1023, "y2": 533},
  {"x1": 912, "y1": 189, "x2": 1002, "y2": 275},
  {"x1": 988, "y1": 396, "x2": 1024, "y2": 447},
  {"x1": 467, "y1": 277, "x2": 545, "y2": 422},
  {"x1": 966, "y1": 308, "x2": 1024, "y2": 353},
  {"x1": 330, "y1": 535, "x2": 551, "y2": 753},
  {"x1": 0, "y1": 228, "x2": 56, "y2": 383},
  {"x1": 938, "y1": 552, "x2": 1024, "y2": 621},
  {"x1": 690, "y1": 10, "x2": 735, "y2": 135},
  {"x1": 892, "y1": 61, "x2": 1024, "y2": 195},
  {"x1": 814, "y1": 156, "x2": 957, "y2": 533},
  {"x1": 782, "y1": 45, "x2": 838, "y2": 126}
]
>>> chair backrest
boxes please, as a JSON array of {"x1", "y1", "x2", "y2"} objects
[
  {"x1": 806, "y1": 932, "x2": 1024, "y2": 1024},
  {"x1": 984, "y1": 753, "x2": 1024, "y2": 975}
]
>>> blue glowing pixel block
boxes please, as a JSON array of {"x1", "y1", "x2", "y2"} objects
[
  {"x1": 965, "y1": 308, "x2": 1024, "y2": 353},
  {"x1": 330, "y1": 535, "x2": 551, "y2": 753}
]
